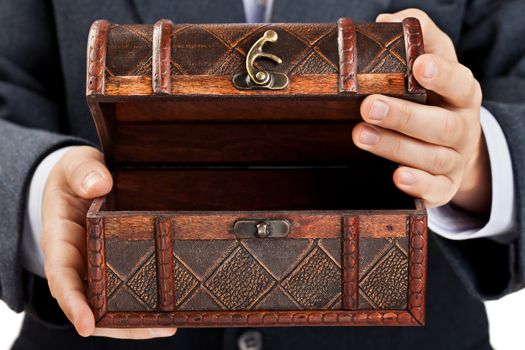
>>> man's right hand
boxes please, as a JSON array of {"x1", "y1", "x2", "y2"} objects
[{"x1": 40, "y1": 146, "x2": 178, "y2": 339}]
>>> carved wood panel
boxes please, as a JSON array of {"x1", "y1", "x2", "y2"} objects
[
  {"x1": 172, "y1": 238, "x2": 342, "y2": 311},
  {"x1": 105, "y1": 22, "x2": 407, "y2": 78},
  {"x1": 357, "y1": 215, "x2": 409, "y2": 310},
  {"x1": 105, "y1": 238, "x2": 158, "y2": 312},
  {"x1": 103, "y1": 219, "x2": 412, "y2": 314}
]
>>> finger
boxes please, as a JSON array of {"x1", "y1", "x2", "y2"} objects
[
  {"x1": 42, "y1": 217, "x2": 95, "y2": 336},
  {"x1": 45, "y1": 263, "x2": 95, "y2": 337},
  {"x1": 352, "y1": 123, "x2": 461, "y2": 175},
  {"x1": 42, "y1": 185, "x2": 95, "y2": 336},
  {"x1": 413, "y1": 54, "x2": 482, "y2": 108},
  {"x1": 393, "y1": 166, "x2": 456, "y2": 208},
  {"x1": 41, "y1": 218, "x2": 87, "y2": 272},
  {"x1": 360, "y1": 94, "x2": 463, "y2": 148},
  {"x1": 92, "y1": 328, "x2": 177, "y2": 339},
  {"x1": 376, "y1": 9, "x2": 456, "y2": 61},
  {"x1": 61, "y1": 146, "x2": 113, "y2": 199}
]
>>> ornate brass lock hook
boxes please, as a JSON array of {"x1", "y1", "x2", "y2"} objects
[{"x1": 232, "y1": 30, "x2": 289, "y2": 90}]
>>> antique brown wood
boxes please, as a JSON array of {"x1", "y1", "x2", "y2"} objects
[
  {"x1": 97, "y1": 310, "x2": 419, "y2": 327},
  {"x1": 86, "y1": 18, "x2": 428, "y2": 327},
  {"x1": 155, "y1": 217, "x2": 176, "y2": 311},
  {"x1": 408, "y1": 214, "x2": 427, "y2": 324},
  {"x1": 104, "y1": 73, "x2": 409, "y2": 97},
  {"x1": 152, "y1": 19, "x2": 174, "y2": 94},
  {"x1": 337, "y1": 18, "x2": 357, "y2": 93},
  {"x1": 86, "y1": 203, "x2": 107, "y2": 321},
  {"x1": 86, "y1": 20, "x2": 113, "y2": 159},
  {"x1": 402, "y1": 17, "x2": 425, "y2": 94},
  {"x1": 342, "y1": 216, "x2": 359, "y2": 310}
]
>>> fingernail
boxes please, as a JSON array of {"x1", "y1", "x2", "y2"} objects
[
  {"x1": 81, "y1": 171, "x2": 102, "y2": 192},
  {"x1": 399, "y1": 170, "x2": 416, "y2": 185},
  {"x1": 423, "y1": 58, "x2": 437, "y2": 79},
  {"x1": 368, "y1": 100, "x2": 389, "y2": 120},
  {"x1": 359, "y1": 125, "x2": 380, "y2": 145}
]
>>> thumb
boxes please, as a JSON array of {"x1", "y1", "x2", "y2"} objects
[{"x1": 61, "y1": 146, "x2": 113, "y2": 199}]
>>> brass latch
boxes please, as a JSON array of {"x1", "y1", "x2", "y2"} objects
[{"x1": 232, "y1": 30, "x2": 289, "y2": 90}]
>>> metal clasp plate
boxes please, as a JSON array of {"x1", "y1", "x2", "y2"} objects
[
  {"x1": 232, "y1": 30, "x2": 289, "y2": 90},
  {"x1": 233, "y1": 219, "x2": 291, "y2": 238}
]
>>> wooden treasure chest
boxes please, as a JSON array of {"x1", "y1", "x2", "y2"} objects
[{"x1": 86, "y1": 17, "x2": 428, "y2": 328}]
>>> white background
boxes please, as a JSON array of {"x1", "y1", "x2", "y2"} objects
[{"x1": 1, "y1": 289, "x2": 525, "y2": 349}]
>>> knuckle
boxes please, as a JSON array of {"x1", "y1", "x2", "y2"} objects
[
  {"x1": 420, "y1": 178, "x2": 437, "y2": 204},
  {"x1": 463, "y1": 66, "x2": 475, "y2": 81},
  {"x1": 398, "y1": 101, "x2": 414, "y2": 130},
  {"x1": 472, "y1": 79, "x2": 483, "y2": 105},
  {"x1": 430, "y1": 148, "x2": 454, "y2": 173},
  {"x1": 441, "y1": 112, "x2": 463, "y2": 145},
  {"x1": 432, "y1": 178, "x2": 456, "y2": 207},
  {"x1": 443, "y1": 35, "x2": 454, "y2": 50},
  {"x1": 445, "y1": 177, "x2": 457, "y2": 199},
  {"x1": 457, "y1": 70, "x2": 482, "y2": 107},
  {"x1": 421, "y1": 176, "x2": 451, "y2": 208},
  {"x1": 389, "y1": 136, "x2": 402, "y2": 157},
  {"x1": 461, "y1": 69, "x2": 478, "y2": 101},
  {"x1": 439, "y1": 60, "x2": 454, "y2": 86}
]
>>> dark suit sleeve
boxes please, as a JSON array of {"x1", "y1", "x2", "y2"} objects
[
  {"x1": 0, "y1": 0, "x2": 87, "y2": 312},
  {"x1": 433, "y1": 0, "x2": 525, "y2": 300}
]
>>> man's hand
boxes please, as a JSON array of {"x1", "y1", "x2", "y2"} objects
[
  {"x1": 352, "y1": 9, "x2": 491, "y2": 215},
  {"x1": 40, "y1": 146, "x2": 177, "y2": 338}
]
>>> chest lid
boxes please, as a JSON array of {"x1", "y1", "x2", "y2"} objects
[{"x1": 86, "y1": 18, "x2": 425, "y2": 167}]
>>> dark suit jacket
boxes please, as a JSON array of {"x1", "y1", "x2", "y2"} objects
[{"x1": 1, "y1": 0, "x2": 524, "y2": 349}]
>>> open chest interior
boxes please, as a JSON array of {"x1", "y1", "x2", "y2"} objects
[{"x1": 95, "y1": 96, "x2": 416, "y2": 212}]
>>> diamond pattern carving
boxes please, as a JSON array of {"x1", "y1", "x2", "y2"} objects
[
  {"x1": 107, "y1": 286, "x2": 145, "y2": 311},
  {"x1": 106, "y1": 24, "x2": 153, "y2": 76},
  {"x1": 172, "y1": 256, "x2": 200, "y2": 306},
  {"x1": 281, "y1": 246, "x2": 342, "y2": 309},
  {"x1": 105, "y1": 22, "x2": 408, "y2": 80},
  {"x1": 359, "y1": 245, "x2": 408, "y2": 309},
  {"x1": 204, "y1": 246, "x2": 276, "y2": 310},
  {"x1": 107, "y1": 23, "x2": 340, "y2": 78},
  {"x1": 106, "y1": 266, "x2": 122, "y2": 297},
  {"x1": 126, "y1": 255, "x2": 158, "y2": 309},
  {"x1": 172, "y1": 24, "x2": 339, "y2": 76},
  {"x1": 173, "y1": 238, "x2": 342, "y2": 311},
  {"x1": 359, "y1": 236, "x2": 407, "y2": 277},
  {"x1": 106, "y1": 232, "x2": 408, "y2": 312},
  {"x1": 171, "y1": 25, "x2": 232, "y2": 75},
  {"x1": 105, "y1": 239, "x2": 159, "y2": 311},
  {"x1": 356, "y1": 23, "x2": 406, "y2": 74}
]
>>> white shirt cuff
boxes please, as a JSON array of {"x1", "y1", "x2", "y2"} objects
[
  {"x1": 242, "y1": 0, "x2": 273, "y2": 23},
  {"x1": 21, "y1": 147, "x2": 75, "y2": 278},
  {"x1": 428, "y1": 106, "x2": 517, "y2": 243}
]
